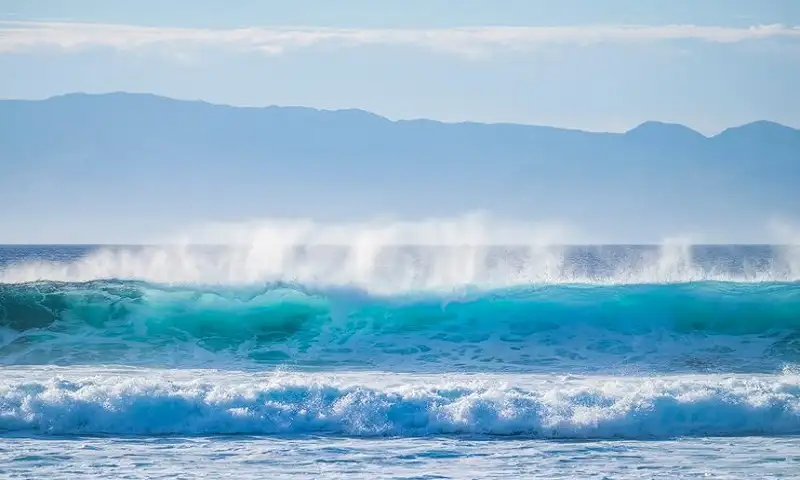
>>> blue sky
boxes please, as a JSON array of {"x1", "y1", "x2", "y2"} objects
[
  {"x1": 1, "y1": 0, "x2": 799, "y2": 133},
  {"x1": 4, "y1": 0, "x2": 800, "y2": 28}
]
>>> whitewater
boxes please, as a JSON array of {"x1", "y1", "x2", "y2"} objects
[{"x1": 1, "y1": 219, "x2": 799, "y2": 478}]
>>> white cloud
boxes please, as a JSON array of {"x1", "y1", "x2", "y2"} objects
[{"x1": 1, "y1": 21, "x2": 799, "y2": 58}]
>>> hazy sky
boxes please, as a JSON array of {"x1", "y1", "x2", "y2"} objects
[
  {"x1": 1, "y1": 1, "x2": 799, "y2": 244},
  {"x1": 1, "y1": 0, "x2": 799, "y2": 133}
]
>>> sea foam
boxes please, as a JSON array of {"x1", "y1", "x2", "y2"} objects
[{"x1": 1, "y1": 370, "x2": 798, "y2": 438}]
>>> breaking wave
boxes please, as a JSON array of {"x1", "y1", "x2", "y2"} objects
[
  {"x1": 1, "y1": 217, "x2": 799, "y2": 443},
  {"x1": 1, "y1": 280, "x2": 799, "y2": 371}
]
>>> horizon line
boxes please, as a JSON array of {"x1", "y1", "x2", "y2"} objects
[{"x1": 3, "y1": 90, "x2": 798, "y2": 136}]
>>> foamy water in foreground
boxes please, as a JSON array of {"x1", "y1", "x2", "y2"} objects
[{"x1": 1, "y1": 368, "x2": 799, "y2": 478}]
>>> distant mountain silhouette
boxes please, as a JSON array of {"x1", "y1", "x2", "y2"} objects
[{"x1": 1, "y1": 92, "x2": 798, "y2": 242}]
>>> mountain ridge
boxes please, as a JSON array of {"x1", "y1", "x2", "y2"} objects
[
  {"x1": 0, "y1": 92, "x2": 798, "y2": 243},
  {"x1": 6, "y1": 91, "x2": 796, "y2": 138}
]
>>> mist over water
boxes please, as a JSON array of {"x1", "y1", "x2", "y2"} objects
[{"x1": 0, "y1": 213, "x2": 798, "y2": 289}]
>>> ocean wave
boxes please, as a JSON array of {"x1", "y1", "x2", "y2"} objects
[
  {"x1": 1, "y1": 371, "x2": 798, "y2": 438},
  {"x1": 1, "y1": 281, "x2": 799, "y2": 370}
]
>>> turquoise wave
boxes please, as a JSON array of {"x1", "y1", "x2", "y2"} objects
[{"x1": 1, "y1": 280, "x2": 799, "y2": 370}]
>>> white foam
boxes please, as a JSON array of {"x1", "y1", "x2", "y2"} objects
[{"x1": 0, "y1": 369, "x2": 798, "y2": 438}]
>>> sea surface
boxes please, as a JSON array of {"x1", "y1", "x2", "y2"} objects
[{"x1": 1, "y1": 244, "x2": 799, "y2": 478}]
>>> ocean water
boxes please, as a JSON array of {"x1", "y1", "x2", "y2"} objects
[{"x1": 1, "y1": 243, "x2": 799, "y2": 478}]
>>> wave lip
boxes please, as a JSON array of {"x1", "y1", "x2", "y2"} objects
[{"x1": 1, "y1": 373, "x2": 798, "y2": 438}]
